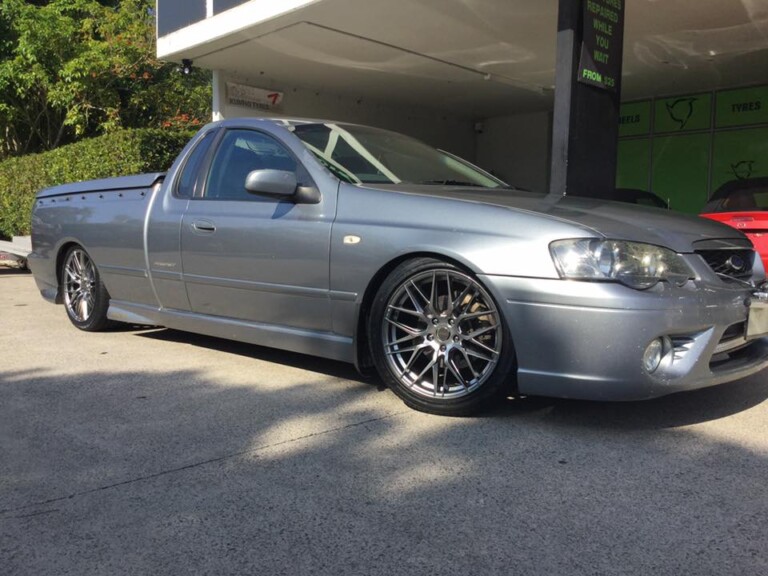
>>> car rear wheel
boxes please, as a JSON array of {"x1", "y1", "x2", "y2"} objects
[
  {"x1": 61, "y1": 246, "x2": 112, "y2": 331},
  {"x1": 369, "y1": 258, "x2": 514, "y2": 416}
]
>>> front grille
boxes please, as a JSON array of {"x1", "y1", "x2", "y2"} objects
[{"x1": 695, "y1": 249, "x2": 754, "y2": 280}]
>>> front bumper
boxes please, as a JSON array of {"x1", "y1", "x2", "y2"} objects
[{"x1": 479, "y1": 274, "x2": 768, "y2": 401}]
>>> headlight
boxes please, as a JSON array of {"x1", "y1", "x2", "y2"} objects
[{"x1": 550, "y1": 239, "x2": 693, "y2": 290}]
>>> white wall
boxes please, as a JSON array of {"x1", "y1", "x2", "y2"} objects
[
  {"x1": 213, "y1": 71, "x2": 477, "y2": 160},
  {"x1": 475, "y1": 112, "x2": 551, "y2": 193}
]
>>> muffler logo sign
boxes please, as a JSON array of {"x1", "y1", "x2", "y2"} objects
[
  {"x1": 227, "y1": 82, "x2": 283, "y2": 111},
  {"x1": 666, "y1": 98, "x2": 697, "y2": 130}
]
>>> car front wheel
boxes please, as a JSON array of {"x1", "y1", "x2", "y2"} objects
[{"x1": 369, "y1": 258, "x2": 514, "y2": 416}]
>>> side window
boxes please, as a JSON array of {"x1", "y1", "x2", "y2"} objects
[
  {"x1": 752, "y1": 189, "x2": 768, "y2": 210},
  {"x1": 204, "y1": 129, "x2": 301, "y2": 201},
  {"x1": 175, "y1": 130, "x2": 215, "y2": 198}
]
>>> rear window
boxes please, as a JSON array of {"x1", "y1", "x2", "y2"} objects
[{"x1": 704, "y1": 182, "x2": 768, "y2": 213}]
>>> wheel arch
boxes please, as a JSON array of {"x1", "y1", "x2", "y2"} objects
[{"x1": 54, "y1": 240, "x2": 84, "y2": 304}]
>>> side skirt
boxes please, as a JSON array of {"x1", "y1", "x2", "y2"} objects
[{"x1": 107, "y1": 300, "x2": 356, "y2": 363}]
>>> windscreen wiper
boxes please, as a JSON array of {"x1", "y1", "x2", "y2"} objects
[{"x1": 418, "y1": 179, "x2": 483, "y2": 187}]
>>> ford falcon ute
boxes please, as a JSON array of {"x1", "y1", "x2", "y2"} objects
[{"x1": 28, "y1": 118, "x2": 768, "y2": 415}]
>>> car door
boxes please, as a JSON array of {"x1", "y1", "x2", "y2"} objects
[
  {"x1": 180, "y1": 127, "x2": 335, "y2": 332},
  {"x1": 146, "y1": 128, "x2": 218, "y2": 311}
]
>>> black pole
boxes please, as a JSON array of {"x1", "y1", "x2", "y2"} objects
[{"x1": 549, "y1": 0, "x2": 626, "y2": 199}]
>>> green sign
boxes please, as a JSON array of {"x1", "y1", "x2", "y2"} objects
[
  {"x1": 654, "y1": 93, "x2": 712, "y2": 133},
  {"x1": 716, "y1": 86, "x2": 768, "y2": 128},
  {"x1": 617, "y1": 85, "x2": 768, "y2": 213},
  {"x1": 616, "y1": 138, "x2": 650, "y2": 189},
  {"x1": 618, "y1": 101, "x2": 651, "y2": 137},
  {"x1": 577, "y1": 0, "x2": 624, "y2": 92},
  {"x1": 652, "y1": 134, "x2": 711, "y2": 213}
]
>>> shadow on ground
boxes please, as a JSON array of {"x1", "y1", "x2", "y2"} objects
[
  {"x1": 1, "y1": 352, "x2": 767, "y2": 576},
  {"x1": 490, "y1": 374, "x2": 768, "y2": 430},
  {"x1": 138, "y1": 327, "x2": 367, "y2": 383},
  {"x1": 0, "y1": 266, "x2": 30, "y2": 276},
  {"x1": 141, "y1": 325, "x2": 768, "y2": 430}
]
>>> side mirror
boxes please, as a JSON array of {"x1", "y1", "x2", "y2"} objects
[
  {"x1": 245, "y1": 169, "x2": 298, "y2": 197},
  {"x1": 244, "y1": 169, "x2": 321, "y2": 204}
]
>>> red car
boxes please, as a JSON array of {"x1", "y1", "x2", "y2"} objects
[{"x1": 701, "y1": 178, "x2": 768, "y2": 272}]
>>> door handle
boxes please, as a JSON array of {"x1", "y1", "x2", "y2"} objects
[{"x1": 192, "y1": 220, "x2": 216, "y2": 233}]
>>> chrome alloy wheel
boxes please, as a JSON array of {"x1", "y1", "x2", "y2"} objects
[
  {"x1": 382, "y1": 269, "x2": 503, "y2": 399},
  {"x1": 63, "y1": 248, "x2": 97, "y2": 322}
]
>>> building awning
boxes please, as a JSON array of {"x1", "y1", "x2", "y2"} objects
[{"x1": 157, "y1": 0, "x2": 768, "y2": 117}]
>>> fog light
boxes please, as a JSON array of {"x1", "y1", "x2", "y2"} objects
[{"x1": 643, "y1": 338, "x2": 664, "y2": 373}]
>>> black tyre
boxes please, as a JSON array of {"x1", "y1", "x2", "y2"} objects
[
  {"x1": 61, "y1": 245, "x2": 112, "y2": 331},
  {"x1": 369, "y1": 258, "x2": 514, "y2": 416}
]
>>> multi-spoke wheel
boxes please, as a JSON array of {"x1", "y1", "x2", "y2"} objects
[
  {"x1": 61, "y1": 245, "x2": 112, "y2": 331},
  {"x1": 370, "y1": 258, "x2": 514, "y2": 415}
]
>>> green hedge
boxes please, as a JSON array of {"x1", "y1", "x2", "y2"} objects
[{"x1": 0, "y1": 129, "x2": 195, "y2": 238}]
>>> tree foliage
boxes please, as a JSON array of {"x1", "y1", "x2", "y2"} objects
[
  {"x1": 0, "y1": 127, "x2": 194, "y2": 238},
  {"x1": 0, "y1": 0, "x2": 211, "y2": 158}
]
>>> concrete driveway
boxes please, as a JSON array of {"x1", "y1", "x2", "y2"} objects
[{"x1": 1, "y1": 268, "x2": 767, "y2": 576}]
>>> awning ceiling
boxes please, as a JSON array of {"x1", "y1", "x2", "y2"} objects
[{"x1": 158, "y1": 0, "x2": 768, "y2": 118}]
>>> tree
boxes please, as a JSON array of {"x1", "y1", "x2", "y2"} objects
[{"x1": 0, "y1": 0, "x2": 211, "y2": 158}]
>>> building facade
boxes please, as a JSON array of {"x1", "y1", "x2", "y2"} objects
[{"x1": 156, "y1": 0, "x2": 768, "y2": 212}]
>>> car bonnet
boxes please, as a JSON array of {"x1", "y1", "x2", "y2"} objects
[{"x1": 373, "y1": 185, "x2": 748, "y2": 253}]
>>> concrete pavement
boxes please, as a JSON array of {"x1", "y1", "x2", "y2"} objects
[{"x1": 1, "y1": 268, "x2": 767, "y2": 575}]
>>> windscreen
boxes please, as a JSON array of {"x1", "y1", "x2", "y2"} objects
[{"x1": 289, "y1": 122, "x2": 507, "y2": 189}]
